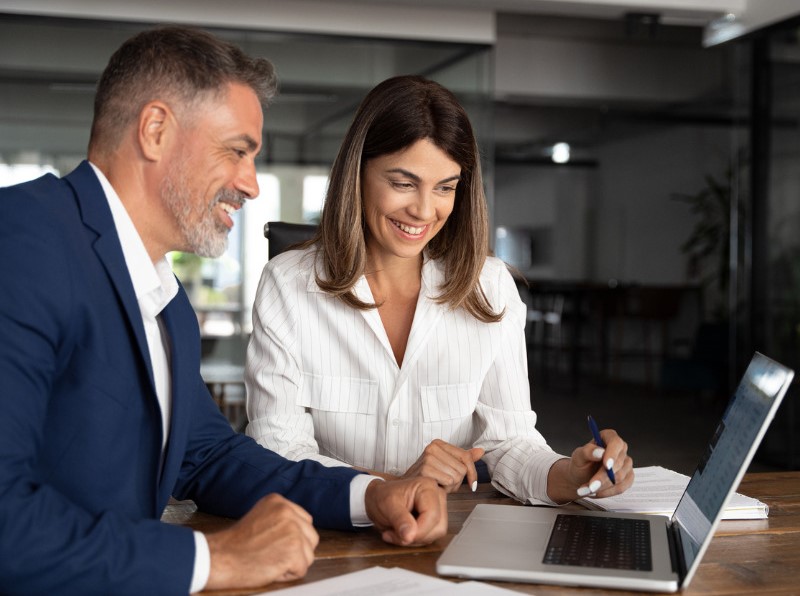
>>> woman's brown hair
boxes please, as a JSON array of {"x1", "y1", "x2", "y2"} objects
[{"x1": 314, "y1": 75, "x2": 501, "y2": 323}]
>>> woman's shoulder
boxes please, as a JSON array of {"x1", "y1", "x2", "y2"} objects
[
  {"x1": 263, "y1": 245, "x2": 318, "y2": 284},
  {"x1": 479, "y1": 255, "x2": 526, "y2": 311},
  {"x1": 479, "y1": 255, "x2": 517, "y2": 284}
]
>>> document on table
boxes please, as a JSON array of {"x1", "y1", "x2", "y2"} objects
[
  {"x1": 579, "y1": 465, "x2": 768, "y2": 519},
  {"x1": 261, "y1": 566, "x2": 526, "y2": 595}
]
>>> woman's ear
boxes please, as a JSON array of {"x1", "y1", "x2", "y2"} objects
[{"x1": 138, "y1": 101, "x2": 174, "y2": 162}]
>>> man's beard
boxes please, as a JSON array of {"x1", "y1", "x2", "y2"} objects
[{"x1": 161, "y1": 160, "x2": 245, "y2": 258}]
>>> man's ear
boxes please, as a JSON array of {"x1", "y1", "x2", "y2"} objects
[{"x1": 138, "y1": 101, "x2": 174, "y2": 162}]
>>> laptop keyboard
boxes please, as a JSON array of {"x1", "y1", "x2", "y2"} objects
[{"x1": 543, "y1": 514, "x2": 652, "y2": 571}]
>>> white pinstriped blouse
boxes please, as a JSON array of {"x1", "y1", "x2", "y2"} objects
[{"x1": 245, "y1": 247, "x2": 566, "y2": 504}]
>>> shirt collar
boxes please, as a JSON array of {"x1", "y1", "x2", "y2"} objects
[
  {"x1": 89, "y1": 162, "x2": 179, "y2": 318},
  {"x1": 320, "y1": 249, "x2": 444, "y2": 301},
  {"x1": 420, "y1": 250, "x2": 444, "y2": 296}
]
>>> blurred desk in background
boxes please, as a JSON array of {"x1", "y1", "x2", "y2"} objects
[
  {"x1": 200, "y1": 362, "x2": 246, "y2": 429},
  {"x1": 522, "y1": 280, "x2": 702, "y2": 387}
]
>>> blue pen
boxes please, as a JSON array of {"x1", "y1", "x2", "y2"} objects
[{"x1": 587, "y1": 415, "x2": 616, "y2": 485}]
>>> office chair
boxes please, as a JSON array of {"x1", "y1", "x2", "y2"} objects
[{"x1": 263, "y1": 221, "x2": 318, "y2": 259}]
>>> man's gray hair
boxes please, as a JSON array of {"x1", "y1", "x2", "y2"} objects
[{"x1": 89, "y1": 26, "x2": 277, "y2": 153}]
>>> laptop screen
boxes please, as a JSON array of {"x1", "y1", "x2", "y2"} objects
[{"x1": 671, "y1": 353, "x2": 794, "y2": 582}]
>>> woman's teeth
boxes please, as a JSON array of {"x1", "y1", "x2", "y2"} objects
[{"x1": 393, "y1": 220, "x2": 424, "y2": 235}]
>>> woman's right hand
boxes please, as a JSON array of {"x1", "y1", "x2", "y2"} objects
[{"x1": 402, "y1": 439, "x2": 484, "y2": 493}]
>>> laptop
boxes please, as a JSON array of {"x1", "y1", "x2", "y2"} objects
[{"x1": 437, "y1": 352, "x2": 794, "y2": 592}]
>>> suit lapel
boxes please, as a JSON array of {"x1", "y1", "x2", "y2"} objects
[{"x1": 64, "y1": 161, "x2": 156, "y2": 390}]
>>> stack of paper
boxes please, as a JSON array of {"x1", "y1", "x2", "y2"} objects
[{"x1": 579, "y1": 465, "x2": 768, "y2": 519}]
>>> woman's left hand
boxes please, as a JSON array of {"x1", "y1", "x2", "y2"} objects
[{"x1": 402, "y1": 439, "x2": 485, "y2": 493}]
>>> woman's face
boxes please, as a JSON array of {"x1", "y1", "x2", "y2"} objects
[{"x1": 361, "y1": 138, "x2": 460, "y2": 266}]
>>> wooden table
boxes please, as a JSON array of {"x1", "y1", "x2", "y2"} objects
[{"x1": 161, "y1": 472, "x2": 800, "y2": 595}]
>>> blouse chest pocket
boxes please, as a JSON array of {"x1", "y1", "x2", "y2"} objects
[
  {"x1": 297, "y1": 373, "x2": 378, "y2": 468},
  {"x1": 419, "y1": 382, "x2": 479, "y2": 446},
  {"x1": 297, "y1": 372, "x2": 378, "y2": 415}
]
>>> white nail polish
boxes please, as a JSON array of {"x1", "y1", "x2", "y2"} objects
[
  {"x1": 592, "y1": 447, "x2": 605, "y2": 459},
  {"x1": 577, "y1": 486, "x2": 591, "y2": 497},
  {"x1": 471, "y1": 480, "x2": 478, "y2": 492},
  {"x1": 606, "y1": 458, "x2": 615, "y2": 470},
  {"x1": 589, "y1": 479, "x2": 602, "y2": 493}
]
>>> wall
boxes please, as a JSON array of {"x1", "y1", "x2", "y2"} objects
[
  {"x1": 493, "y1": 124, "x2": 735, "y2": 290},
  {"x1": 494, "y1": 163, "x2": 594, "y2": 280},
  {"x1": 495, "y1": 34, "x2": 727, "y2": 106},
  {"x1": 594, "y1": 125, "x2": 735, "y2": 287}
]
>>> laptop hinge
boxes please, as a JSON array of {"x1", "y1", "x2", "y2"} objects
[{"x1": 667, "y1": 521, "x2": 688, "y2": 583}]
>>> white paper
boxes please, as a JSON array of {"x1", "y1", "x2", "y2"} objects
[
  {"x1": 262, "y1": 566, "x2": 526, "y2": 595},
  {"x1": 580, "y1": 465, "x2": 768, "y2": 519}
]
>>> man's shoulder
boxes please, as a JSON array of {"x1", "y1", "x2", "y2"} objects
[
  {"x1": 1, "y1": 172, "x2": 64, "y2": 201},
  {"x1": 1, "y1": 163, "x2": 93, "y2": 220},
  {"x1": 1, "y1": 173, "x2": 82, "y2": 246}
]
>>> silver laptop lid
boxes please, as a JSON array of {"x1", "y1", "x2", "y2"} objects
[{"x1": 672, "y1": 352, "x2": 794, "y2": 587}]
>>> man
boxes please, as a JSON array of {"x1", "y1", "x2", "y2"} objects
[{"x1": 0, "y1": 26, "x2": 446, "y2": 595}]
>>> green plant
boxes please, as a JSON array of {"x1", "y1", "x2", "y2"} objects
[
  {"x1": 170, "y1": 252, "x2": 203, "y2": 282},
  {"x1": 671, "y1": 165, "x2": 744, "y2": 320}
]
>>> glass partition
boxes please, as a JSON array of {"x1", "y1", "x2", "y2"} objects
[
  {"x1": 739, "y1": 18, "x2": 800, "y2": 467},
  {"x1": 0, "y1": 15, "x2": 493, "y2": 362}
]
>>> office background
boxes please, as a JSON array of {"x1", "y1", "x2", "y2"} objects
[{"x1": 1, "y1": 0, "x2": 798, "y2": 471}]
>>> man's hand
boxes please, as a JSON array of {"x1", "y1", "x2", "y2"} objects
[
  {"x1": 364, "y1": 476, "x2": 448, "y2": 546},
  {"x1": 204, "y1": 494, "x2": 318, "y2": 591},
  {"x1": 402, "y1": 439, "x2": 485, "y2": 493}
]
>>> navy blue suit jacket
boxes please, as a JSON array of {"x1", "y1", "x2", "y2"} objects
[{"x1": 0, "y1": 162, "x2": 361, "y2": 595}]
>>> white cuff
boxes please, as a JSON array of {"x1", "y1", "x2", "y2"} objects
[
  {"x1": 350, "y1": 474, "x2": 384, "y2": 527},
  {"x1": 190, "y1": 474, "x2": 381, "y2": 592},
  {"x1": 190, "y1": 531, "x2": 210, "y2": 593}
]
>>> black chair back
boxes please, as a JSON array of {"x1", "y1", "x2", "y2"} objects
[{"x1": 263, "y1": 221, "x2": 317, "y2": 260}]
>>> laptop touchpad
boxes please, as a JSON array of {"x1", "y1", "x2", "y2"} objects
[{"x1": 457, "y1": 516, "x2": 552, "y2": 568}]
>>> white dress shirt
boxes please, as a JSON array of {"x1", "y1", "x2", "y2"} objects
[
  {"x1": 246, "y1": 247, "x2": 566, "y2": 505},
  {"x1": 91, "y1": 164, "x2": 211, "y2": 593}
]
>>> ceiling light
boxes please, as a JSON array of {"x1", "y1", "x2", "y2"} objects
[{"x1": 551, "y1": 142, "x2": 570, "y2": 164}]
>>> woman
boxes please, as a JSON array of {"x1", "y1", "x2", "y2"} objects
[{"x1": 245, "y1": 75, "x2": 633, "y2": 504}]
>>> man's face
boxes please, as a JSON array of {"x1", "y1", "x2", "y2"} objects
[{"x1": 161, "y1": 83, "x2": 263, "y2": 258}]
